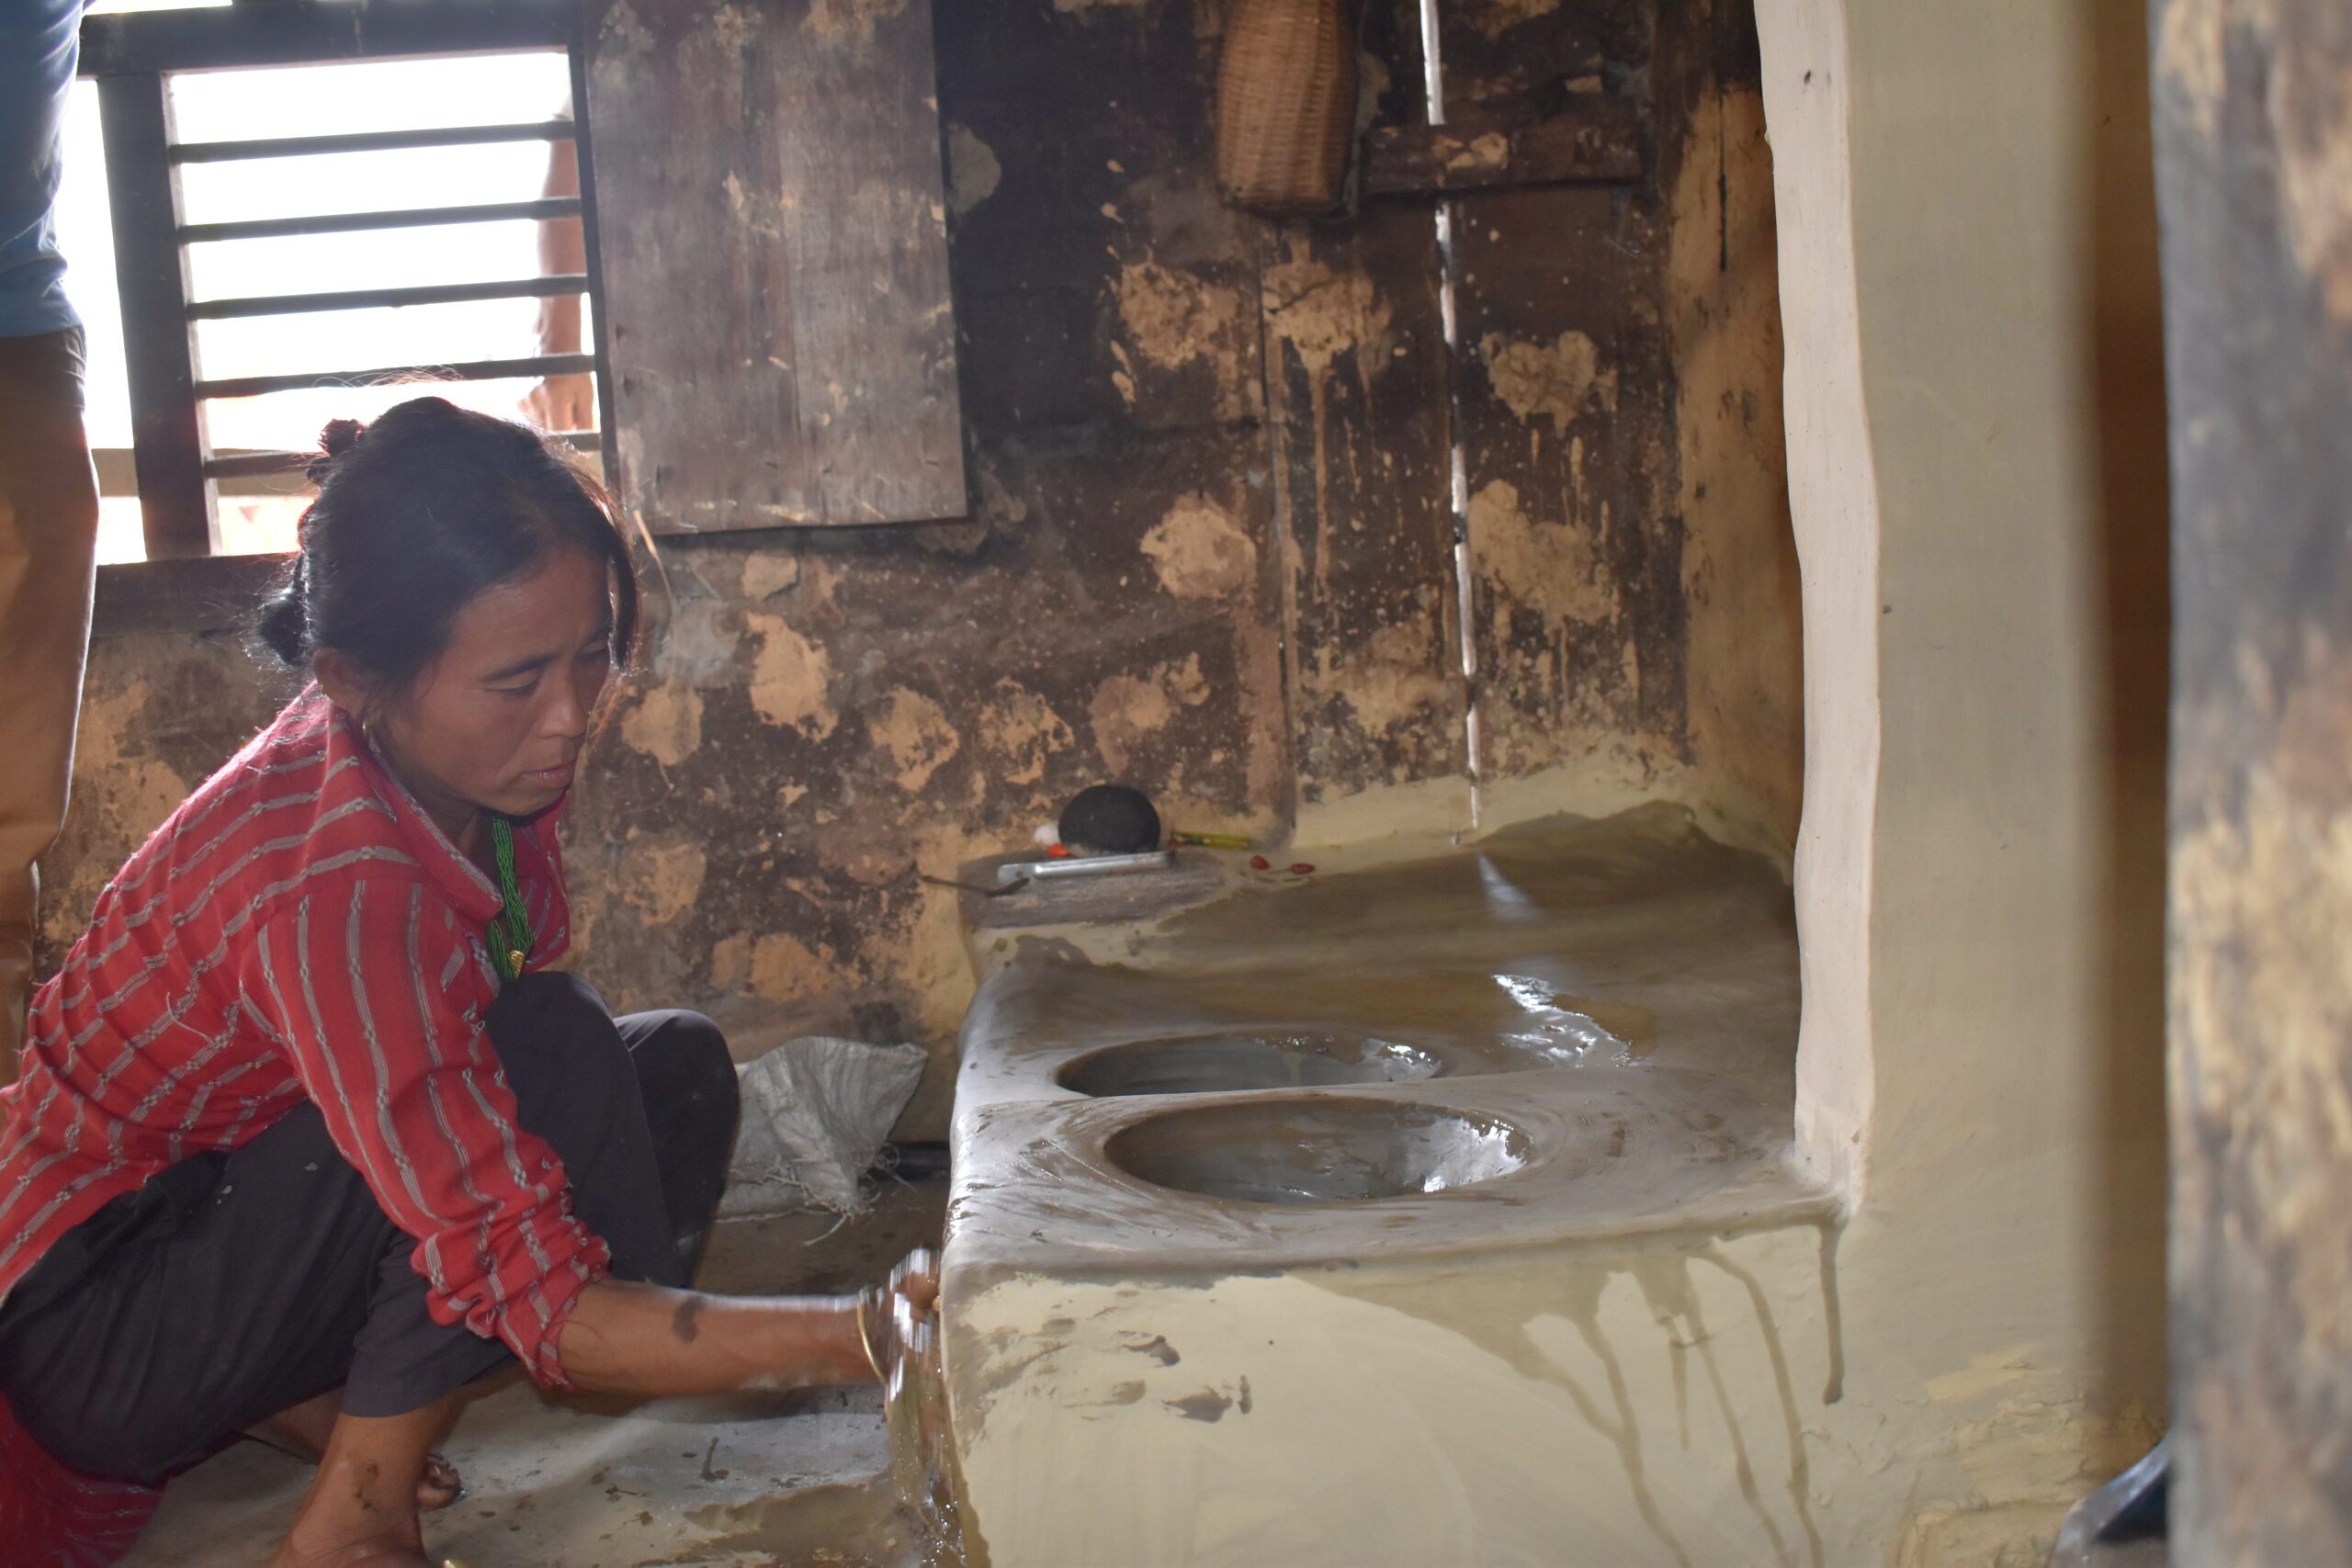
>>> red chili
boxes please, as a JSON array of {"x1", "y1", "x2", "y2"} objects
[
  {"x1": 1250, "y1": 855, "x2": 1271, "y2": 871},
  {"x1": 1289, "y1": 863, "x2": 1316, "y2": 875}
]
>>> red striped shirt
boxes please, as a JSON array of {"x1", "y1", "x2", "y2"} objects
[{"x1": 0, "y1": 691, "x2": 610, "y2": 1562}]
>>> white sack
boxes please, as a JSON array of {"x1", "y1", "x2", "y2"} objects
[{"x1": 722, "y1": 1035, "x2": 927, "y2": 1217}]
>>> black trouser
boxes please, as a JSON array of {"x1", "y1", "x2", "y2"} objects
[{"x1": 0, "y1": 974, "x2": 740, "y2": 1486}]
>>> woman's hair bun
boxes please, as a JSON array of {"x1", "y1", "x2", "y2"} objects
[
  {"x1": 254, "y1": 553, "x2": 313, "y2": 669},
  {"x1": 306, "y1": 418, "x2": 368, "y2": 484}
]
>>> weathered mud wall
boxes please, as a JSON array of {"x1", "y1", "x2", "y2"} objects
[
  {"x1": 42, "y1": 0, "x2": 1801, "y2": 1137},
  {"x1": 1662, "y1": 3, "x2": 1804, "y2": 861},
  {"x1": 1435, "y1": 0, "x2": 1801, "y2": 851},
  {"x1": 2154, "y1": 0, "x2": 2352, "y2": 1558}
]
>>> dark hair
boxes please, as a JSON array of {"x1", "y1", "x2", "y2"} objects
[{"x1": 254, "y1": 397, "x2": 640, "y2": 689}]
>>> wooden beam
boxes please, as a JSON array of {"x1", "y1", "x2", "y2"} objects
[
  {"x1": 92, "y1": 555, "x2": 287, "y2": 638},
  {"x1": 1363, "y1": 97, "x2": 1644, "y2": 197},
  {"x1": 80, "y1": 0, "x2": 576, "y2": 77},
  {"x1": 92, "y1": 434, "x2": 602, "y2": 496},
  {"x1": 96, "y1": 72, "x2": 213, "y2": 560},
  {"x1": 568, "y1": 24, "x2": 622, "y2": 493}
]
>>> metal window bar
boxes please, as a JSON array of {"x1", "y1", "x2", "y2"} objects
[
  {"x1": 80, "y1": 3, "x2": 606, "y2": 562},
  {"x1": 187, "y1": 276, "x2": 590, "y2": 321},
  {"x1": 194, "y1": 354, "x2": 598, "y2": 403},
  {"x1": 79, "y1": 1, "x2": 577, "y2": 77},
  {"x1": 200, "y1": 430, "x2": 602, "y2": 485},
  {"x1": 179, "y1": 198, "x2": 582, "y2": 245},
  {"x1": 94, "y1": 439, "x2": 599, "y2": 499},
  {"x1": 172, "y1": 120, "x2": 576, "y2": 164}
]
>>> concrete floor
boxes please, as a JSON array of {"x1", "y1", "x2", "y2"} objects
[{"x1": 119, "y1": 1179, "x2": 947, "y2": 1568}]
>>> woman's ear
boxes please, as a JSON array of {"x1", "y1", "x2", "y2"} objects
[{"x1": 312, "y1": 649, "x2": 375, "y2": 728}]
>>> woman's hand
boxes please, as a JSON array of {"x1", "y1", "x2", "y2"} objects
[{"x1": 858, "y1": 1247, "x2": 941, "y2": 1382}]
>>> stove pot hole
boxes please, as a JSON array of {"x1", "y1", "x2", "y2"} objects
[
  {"x1": 1104, "y1": 1098, "x2": 1532, "y2": 1204},
  {"x1": 1057, "y1": 1031, "x2": 1445, "y2": 1097}
]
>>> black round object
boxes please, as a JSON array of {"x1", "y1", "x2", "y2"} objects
[{"x1": 1059, "y1": 784, "x2": 1161, "y2": 854}]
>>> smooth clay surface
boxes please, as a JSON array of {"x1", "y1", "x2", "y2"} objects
[{"x1": 940, "y1": 807, "x2": 1846, "y2": 1566}]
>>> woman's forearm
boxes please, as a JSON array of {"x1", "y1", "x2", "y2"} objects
[{"x1": 553, "y1": 1278, "x2": 874, "y2": 1397}]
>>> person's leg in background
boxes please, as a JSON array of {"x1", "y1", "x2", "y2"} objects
[{"x1": 0, "y1": 326, "x2": 98, "y2": 1082}]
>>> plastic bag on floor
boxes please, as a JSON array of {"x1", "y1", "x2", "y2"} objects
[{"x1": 722, "y1": 1035, "x2": 927, "y2": 1217}]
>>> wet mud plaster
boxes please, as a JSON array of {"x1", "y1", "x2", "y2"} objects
[
  {"x1": 1751, "y1": 0, "x2": 2170, "y2": 1557},
  {"x1": 943, "y1": 786, "x2": 2161, "y2": 1563},
  {"x1": 939, "y1": 807, "x2": 1844, "y2": 1565}
]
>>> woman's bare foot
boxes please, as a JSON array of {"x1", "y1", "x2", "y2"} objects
[
  {"x1": 245, "y1": 1427, "x2": 460, "y2": 1511},
  {"x1": 268, "y1": 1400, "x2": 460, "y2": 1568},
  {"x1": 266, "y1": 1539, "x2": 431, "y2": 1568},
  {"x1": 249, "y1": 1390, "x2": 462, "y2": 1508}
]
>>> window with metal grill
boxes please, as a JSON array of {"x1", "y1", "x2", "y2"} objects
[{"x1": 72, "y1": 0, "x2": 610, "y2": 564}]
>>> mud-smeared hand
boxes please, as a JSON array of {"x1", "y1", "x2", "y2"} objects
[
  {"x1": 861, "y1": 1247, "x2": 941, "y2": 1383},
  {"x1": 889, "y1": 1247, "x2": 940, "y2": 1320}
]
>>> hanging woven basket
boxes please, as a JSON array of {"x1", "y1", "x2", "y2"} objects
[{"x1": 1216, "y1": 0, "x2": 1359, "y2": 215}]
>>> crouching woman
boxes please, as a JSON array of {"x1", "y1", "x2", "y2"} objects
[{"x1": 0, "y1": 397, "x2": 932, "y2": 1568}]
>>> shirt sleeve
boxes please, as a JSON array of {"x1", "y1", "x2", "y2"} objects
[{"x1": 241, "y1": 878, "x2": 610, "y2": 1385}]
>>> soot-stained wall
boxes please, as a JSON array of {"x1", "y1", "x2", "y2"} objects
[{"x1": 40, "y1": 0, "x2": 1798, "y2": 1138}]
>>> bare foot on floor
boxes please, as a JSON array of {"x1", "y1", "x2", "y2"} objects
[
  {"x1": 266, "y1": 1539, "x2": 433, "y2": 1568},
  {"x1": 248, "y1": 1392, "x2": 463, "y2": 1509}
]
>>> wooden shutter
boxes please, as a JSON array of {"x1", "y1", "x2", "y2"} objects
[{"x1": 584, "y1": 0, "x2": 966, "y2": 529}]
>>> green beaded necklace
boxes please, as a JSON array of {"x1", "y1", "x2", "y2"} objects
[{"x1": 487, "y1": 818, "x2": 535, "y2": 984}]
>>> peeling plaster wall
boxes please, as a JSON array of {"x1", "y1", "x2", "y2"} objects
[
  {"x1": 38, "y1": 641, "x2": 285, "y2": 971},
  {"x1": 43, "y1": 0, "x2": 1804, "y2": 1140}
]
